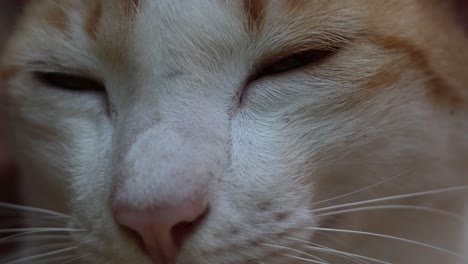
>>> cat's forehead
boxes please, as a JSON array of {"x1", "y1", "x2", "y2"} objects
[
  {"x1": 7, "y1": 0, "x2": 371, "y2": 70},
  {"x1": 36, "y1": 0, "x2": 354, "y2": 33},
  {"x1": 3, "y1": 0, "x2": 434, "y2": 80},
  {"x1": 51, "y1": 0, "x2": 361, "y2": 37}
]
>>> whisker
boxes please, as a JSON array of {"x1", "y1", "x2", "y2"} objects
[
  {"x1": 3, "y1": 239, "x2": 95, "y2": 264},
  {"x1": 286, "y1": 237, "x2": 390, "y2": 264},
  {"x1": 282, "y1": 254, "x2": 328, "y2": 263},
  {"x1": 0, "y1": 213, "x2": 71, "y2": 223},
  {"x1": 0, "y1": 218, "x2": 69, "y2": 231},
  {"x1": 60, "y1": 254, "x2": 90, "y2": 264},
  {"x1": 312, "y1": 185, "x2": 468, "y2": 213},
  {"x1": 35, "y1": 255, "x2": 76, "y2": 264},
  {"x1": 17, "y1": 243, "x2": 75, "y2": 256},
  {"x1": 0, "y1": 228, "x2": 86, "y2": 234},
  {"x1": 0, "y1": 234, "x2": 71, "y2": 245},
  {"x1": 312, "y1": 169, "x2": 411, "y2": 206},
  {"x1": 0, "y1": 203, "x2": 72, "y2": 219},
  {"x1": 0, "y1": 229, "x2": 81, "y2": 244},
  {"x1": 308, "y1": 227, "x2": 465, "y2": 259},
  {"x1": 315, "y1": 205, "x2": 463, "y2": 221},
  {"x1": 303, "y1": 246, "x2": 369, "y2": 264},
  {"x1": 261, "y1": 243, "x2": 328, "y2": 264},
  {"x1": 2, "y1": 243, "x2": 75, "y2": 263}
]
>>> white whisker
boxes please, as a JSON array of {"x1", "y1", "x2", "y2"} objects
[
  {"x1": 12, "y1": 242, "x2": 76, "y2": 256},
  {"x1": 36, "y1": 253, "x2": 89, "y2": 264},
  {"x1": 0, "y1": 228, "x2": 85, "y2": 234},
  {"x1": 285, "y1": 237, "x2": 391, "y2": 264},
  {"x1": 0, "y1": 203, "x2": 71, "y2": 219},
  {"x1": 35, "y1": 255, "x2": 76, "y2": 264},
  {"x1": 0, "y1": 214, "x2": 71, "y2": 224},
  {"x1": 261, "y1": 243, "x2": 329, "y2": 264},
  {"x1": 4, "y1": 239, "x2": 95, "y2": 264},
  {"x1": 312, "y1": 169, "x2": 411, "y2": 206},
  {"x1": 2, "y1": 244, "x2": 74, "y2": 264},
  {"x1": 304, "y1": 245, "x2": 370, "y2": 264},
  {"x1": 312, "y1": 186, "x2": 468, "y2": 213},
  {"x1": 282, "y1": 254, "x2": 328, "y2": 263},
  {"x1": 308, "y1": 227, "x2": 465, "y2": 259},
  {"x1": 61, "y1": 254, "x2": 90, "y2": 264},
  {"x1": 315, "y1": 205, "x2": 463, "y2": 221},
  {"x1": 0, "y1": 234, "x2": 70, "y2": 245}
]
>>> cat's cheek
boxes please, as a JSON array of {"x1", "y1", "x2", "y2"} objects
[
  {"x1": 6, "y1": 75, "x2": 110, "y2": 120},
  {"x1": 5, "y1": 77, "x2": 113, "y2": 192}
]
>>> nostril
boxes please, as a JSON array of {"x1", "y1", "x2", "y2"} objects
[
  {"x1": 171, "y1": 208, "x2": 209, "y2": 248},
  {"x1": 121, "y1": 225, "x2": 146, "y2": 251},
  {"x1": 113, "y1": 200, "x2": 209, "y2": 263}
]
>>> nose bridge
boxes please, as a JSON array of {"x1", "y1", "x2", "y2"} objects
[
  {"x1": 109, "y1": 85, "x2": 228, "y2": 261},
  {"x1": 113, "y1": 122, "x2": 218, "y2": 208},
  {"x1": 115, "y1": 76, "x2": 228, "y2": 158},
  {"x1": 111, "y1": 121, "x2": 219, "y2": 262},
  {"x1": 111, "y1": 64, "x2": 232, "y2": 210}
]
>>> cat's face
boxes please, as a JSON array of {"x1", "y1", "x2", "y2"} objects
[{"x1": 1, "y1": 0, "x2": 468, "y2": 263}]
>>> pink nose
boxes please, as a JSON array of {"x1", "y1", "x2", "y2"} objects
[{"x1": 114, "y1": 198, "x2": 208, "y2": 263}]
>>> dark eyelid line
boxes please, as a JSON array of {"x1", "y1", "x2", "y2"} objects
[
  {"x1": 249, "y1": 32, "x2": 355, "y2": 80},
  {"x1": 248, "y1": 46, "x2": 340, "y2": 82},
  {"x1": 17, "y1": 59, "x2": 104, "y2": 91},
  {"x1": 19, "y1": 59, "x2": 98, "y2": 80},
  {"x1": 33, "y1": 71, "x2": 105, "y2": 92},
  {"x1": 257, "y1": 31, "x2": 354, "y2": 63},
  {"x1": 239, "y1": 35, "x2": 350, "y2": 106}
]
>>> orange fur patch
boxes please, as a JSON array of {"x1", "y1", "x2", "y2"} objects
[
  {"x1": 44, "y1": 5, "x2": 69, "y2": 33},
  {"x1": 85, "y1": 0, "x2": 139, "y2": 41},
  {"x1": 284, "y1": 0, "x2": 307, "y2": 13},
  {"x1": 330, "y1": 66, "x2": 400, "y2": 112},
  {"x1": 93, "y1": 0, "x2": 140, "y2": 65},
  {"x1": 371, "y1": 35, "x2": 463, "y2": 108},
  {"x1": 85, "y1": 0, "x2": 102, "y2": 40},
  {"x1": 243, "y1": 0, "x2": 265, "y2": 33},
  {"x1": 344, "y1": 66, "x2": 400, "y2": 110}
]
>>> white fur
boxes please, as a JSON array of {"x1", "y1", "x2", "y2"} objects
[{"x1": 1, "y1": 0, "x2": 468, "y2": 263}]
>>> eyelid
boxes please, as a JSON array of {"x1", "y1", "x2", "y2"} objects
[
  {"x1": 238, "y1": 46, "x2": 341, "y2": 106},
  {"x1": 249, "y1": 47, "x2": 339, "y2": 81},
  {"x1": 33, "y1": 71, "x2": 106, "y2": 92}
]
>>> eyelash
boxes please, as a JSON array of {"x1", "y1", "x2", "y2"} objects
[
  {"x1": 251, "y1": 49, "x2": 336, "y2": 81},
  {"x1": 239, "y1": 48, "x2": 337, "y2": 105},
  {"x1": 32, "y1": 49, "x2": 336, "y2": 106},
  {"x1": 33, "y1": 72, "x2": 106, "y2": 93}
]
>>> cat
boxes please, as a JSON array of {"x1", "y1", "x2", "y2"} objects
[{"x1": 1, "y1": 0, "x2": 468, "y2": 263}]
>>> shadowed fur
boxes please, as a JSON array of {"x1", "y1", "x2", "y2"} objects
[{"x1": 1, "y1": 0, "x2": 468, "y2": 263}]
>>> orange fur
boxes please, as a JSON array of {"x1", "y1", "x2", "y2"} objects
[
  {"x1": 85, "y1": 0, "x2": 102, "y2": 41},
  {"x1": 242, "y1": 0, "x2": 265, "y2": 33},
  {"x1": 1, "y1": 1, "x2": 467, "y2": 263}
]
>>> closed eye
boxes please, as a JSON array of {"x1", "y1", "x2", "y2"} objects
[
  {"x1": 251, "y1": 49, "x2": 336, "y2": 81},
  {"x1": 239, "y1": 48, "x2": 338, "y2": 105},
  {"x1": 33, "y1": 72, "x2": 106, "y2": 93}
]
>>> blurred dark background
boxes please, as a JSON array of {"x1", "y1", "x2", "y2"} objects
[
  {"x1": 0, "y1": 0, "x2": 26, "y2": 258},
  {"x1": 0, "y1": 0, "x2": 24, "y2": 200},
  {"x1": 0, "y1": 0, "x2": 24, "y2": 48}
]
